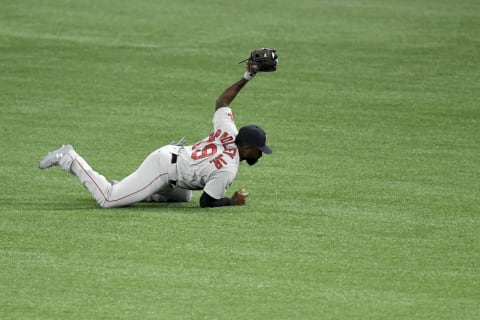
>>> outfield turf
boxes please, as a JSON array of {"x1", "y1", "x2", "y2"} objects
[{"x1": 1, "y1": 0, "x2": 479, "y2": 319}]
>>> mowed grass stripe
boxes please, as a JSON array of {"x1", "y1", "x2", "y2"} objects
[{"x1": 1, "y1": 0, "x2": 479, "y2": 319}]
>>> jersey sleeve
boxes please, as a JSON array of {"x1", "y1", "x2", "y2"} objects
[
  {"x1": 203, "y1": 170, "x2": 236, "y2": 200},
  {"x1": 213, "y1": 107, "x2": 238, "y2": 135}
]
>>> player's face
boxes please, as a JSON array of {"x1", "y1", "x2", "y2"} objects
[{"x1": 244, "y1": 146, "x2": 262, "y2": 166}]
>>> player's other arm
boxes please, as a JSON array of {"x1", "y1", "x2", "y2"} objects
[
  {"x1": 199, "y1": 190, "x2": 248, "y2": 208},
  {"x1": 215, "y1": 65, "x2": 256, "y2": 110}
]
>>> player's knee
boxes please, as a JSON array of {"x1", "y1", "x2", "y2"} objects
[
  {"x1": 96, "y1": 195, "x2": 120, "y2": 208},
  {"x1": 97, "y1": 199, "x2": 114, "y2": 208}
]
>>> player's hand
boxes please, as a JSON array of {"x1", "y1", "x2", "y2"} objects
[
  {"x1": 231, "y1": 188, "x2": 248, "y2": 206},
  {"x1": 243, "y1": 63, "x2": 257, "y2": 81},
  {"x1": 246, "y1": 62, "x2": 259, "y2": 74}
]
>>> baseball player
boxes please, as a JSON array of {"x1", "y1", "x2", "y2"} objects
[{"x1": 38, "y1": 49, "x2": 278, "y2": 208}]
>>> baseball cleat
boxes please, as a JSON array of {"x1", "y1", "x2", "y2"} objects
[{"x1": 39, "y1": 144, "x2": 73, "y2": 169}]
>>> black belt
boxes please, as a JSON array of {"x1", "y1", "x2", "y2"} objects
[{"x1": 169, "y1": 153, "x2": 178, "y2": 187}]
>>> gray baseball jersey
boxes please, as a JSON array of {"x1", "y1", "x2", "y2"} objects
[{"x1": 175, "y1": 106, "x2": 240, "y2": 199}]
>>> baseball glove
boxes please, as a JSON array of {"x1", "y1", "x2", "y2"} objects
[{"x1": 240, "y1": 48, "x2": 278, "y2": 72}]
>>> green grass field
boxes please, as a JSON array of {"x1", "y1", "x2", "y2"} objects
[{"x1": 1, "y1": 0, "x2": 479, "y2": 319}]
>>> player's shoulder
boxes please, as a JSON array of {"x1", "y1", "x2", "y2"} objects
[
  {"x1": 213, "y1": 107, "x2": 236, "y2": 127},
  {"x1": 214, "y1": 106, "x2": 233, "y2": 115}
]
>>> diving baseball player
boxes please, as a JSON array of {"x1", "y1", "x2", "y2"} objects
[{"x1": 38, "y1": 48, "x2": 278, "y2": 208}]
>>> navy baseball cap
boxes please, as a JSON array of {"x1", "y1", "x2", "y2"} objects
[{"x1": 237, "y1": 125, "x2": 272, "y2": 154}]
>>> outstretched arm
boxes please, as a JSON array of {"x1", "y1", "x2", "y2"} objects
[
  {"x1": 215, "y1": 78, "x2": 249, "y2": 110},
  {"x1": 215, "y1": 64, "x2": 256, "y2": 110}
]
